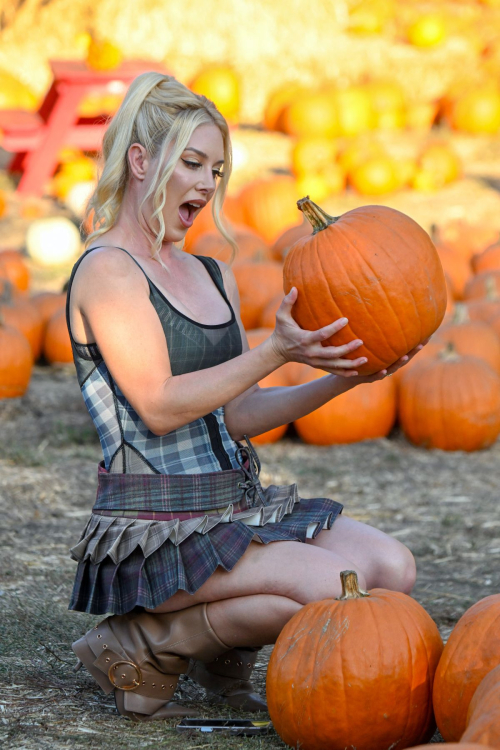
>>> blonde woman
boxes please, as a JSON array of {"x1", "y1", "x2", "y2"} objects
[{"x1": 68, "y1": 72, "x2": 421, "y2": 722}]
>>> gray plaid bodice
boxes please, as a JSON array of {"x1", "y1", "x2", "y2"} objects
[{"x1": 66, "y1": 246, "x2": 243, "y2": 475}]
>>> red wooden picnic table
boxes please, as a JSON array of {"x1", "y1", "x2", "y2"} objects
[{"x1": 0, "y1": 59, "x2": 168, "y2": 197}]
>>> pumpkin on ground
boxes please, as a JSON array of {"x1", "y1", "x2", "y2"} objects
[
  {"x1": 398, "y1": 345, "x2": 500, "y2": 451},
  {"x1": 233, "y1": 261, "x2": 283, "y2": 329},
  {"x1": 267, "y1": 570, "x2": 443, "y2": 750},
  {"x1": 0, "y1": 315, "x2": 33, "y2": 398},
  {"x1": 0, "y1": 250, "x2": 30, "y2": 293},
  {"x1": 461, "y1": 664, "x2": 500, "y2": 747},
  {"x1": 293, "y1": 365, "x2": 397, "y2": 445},
  {"x1": 434, "y1": 317, "x2": 500, "y2": 374},
  {"x1": 283, "y1": 198, "x2": 447, "y2": 376},
  {"x1": 43, "y1": 309, "x2": 73, "y2": 364},
  {"x1": 433, "y1": 593, "x2": 500, "y2": 742},
  {"x1": 0, "y1": 281, "x2": 43, "y2": 361}
]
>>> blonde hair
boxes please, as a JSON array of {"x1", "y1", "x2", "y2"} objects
[{"x1": 83, "y1": 72, "x2": 235, "y2": 263}]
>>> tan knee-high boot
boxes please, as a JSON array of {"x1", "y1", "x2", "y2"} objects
[
  {"x1": 187, "y1": 647, "x2": 267, "y2": 711},
  {"x1": 72, "y1": 603, "x2": 230, "y2": 722}
]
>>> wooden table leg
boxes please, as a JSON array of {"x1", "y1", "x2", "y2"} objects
[{"x1": 16, "y1": 82, "x2": 88, "y2": 196}]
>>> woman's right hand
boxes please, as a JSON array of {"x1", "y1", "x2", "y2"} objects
[{"x1": 269, "y1": 287, "x2": 367, "y2": 377}]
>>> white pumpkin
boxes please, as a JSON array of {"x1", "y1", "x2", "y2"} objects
[
  {"x1": 64, "y1": 180, "x2": 95, "y2": 217},
  {"x1": 26, "y1": 217, "x2": 82, "y2": 267}
]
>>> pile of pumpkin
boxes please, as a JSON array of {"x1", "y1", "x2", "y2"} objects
[
  {"x1": 266, "y1": 569, "x2": 500, "y2": 750},
  {"x1": 183, "y1": 192, "x2": 500, "y2": 452}
]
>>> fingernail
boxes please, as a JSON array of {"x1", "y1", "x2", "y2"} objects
[
  {"x1": 402, "y1": 355, "x2": 409, "y2": 361},
  {"x1": 339, "y1": 318, "x2": 348, "y2": 325},
  {"x1": 360, "y1": 358, "x2": 368, "y2": 364},
  {"x1": 417, "y1": 345, "x2": 423, "y2": 350}
]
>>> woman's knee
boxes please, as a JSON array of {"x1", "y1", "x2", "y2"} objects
[{"x1": 375, "y1": 539, "x2": 416, "y2": 594}]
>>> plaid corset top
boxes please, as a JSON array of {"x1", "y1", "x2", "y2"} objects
[{"x1": 65, "y1": 245, "x2": 244, "y2": 475}]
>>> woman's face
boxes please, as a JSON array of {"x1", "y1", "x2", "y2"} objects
[{"x1": 154, "y1": 122, "x2": 225, "y2": 244}]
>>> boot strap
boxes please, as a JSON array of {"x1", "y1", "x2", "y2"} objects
[
  {"x1": 207, "y1": 648, "x2": 258, "y2": 680},
  {"x1": 87, "y1": 620, "x2": 186, "y2": 700}
]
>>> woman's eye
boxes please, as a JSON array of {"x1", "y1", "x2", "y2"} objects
[
  {"x1": 213, "y1": 170, "x2": 224, "y2": 180},
  {"x1": 182, "y1": 159, "x2": 201, "y2": 169}
]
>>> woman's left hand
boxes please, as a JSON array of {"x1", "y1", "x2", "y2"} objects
[{"x1": 346, "y1": 339, "x2": 430, "y2": 386}]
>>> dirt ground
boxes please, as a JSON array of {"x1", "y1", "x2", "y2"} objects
[{"x1": 0, "y1": 364, "x2": 498, "y2": 749}]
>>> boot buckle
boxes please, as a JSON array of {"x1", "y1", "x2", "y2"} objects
[{"x1": 108, "y1": 660, "x2": 142, "y2": 690}]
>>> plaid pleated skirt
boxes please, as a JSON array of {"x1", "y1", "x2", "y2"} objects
[{"x1": 69, "y1": 452, "x2": 343, "y2": 615}]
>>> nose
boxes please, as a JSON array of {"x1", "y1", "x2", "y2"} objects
[{"x1": 197, "y1": 165, "x2": 217, "y2": 195}]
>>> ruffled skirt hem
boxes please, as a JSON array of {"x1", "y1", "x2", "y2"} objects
[{"x1": 69, "y1": 490, "x2": 343, "y2": 615}]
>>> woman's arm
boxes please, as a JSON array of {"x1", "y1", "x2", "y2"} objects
[{"x1": 74, "y1": 249, "x2": 366, "y2": 436}]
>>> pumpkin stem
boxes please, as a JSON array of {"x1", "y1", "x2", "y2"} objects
[
  {"x1": 337, "y1": 570, "x2": 370, "y2": 600},
  {"x1": 297, "y1": 196, "x2": 340, "y2": 235},
  {"x1": 452, "y1": 302, "x2": 470, "y2": 325},
  {"x1": 439, "y1": 341, "x2": 459, "y2": 361},
  {"x1": 485, "y1": 275, "x2": 499, "y2": 301}
]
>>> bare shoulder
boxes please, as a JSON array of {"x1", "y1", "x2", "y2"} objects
[{"x1": 74, "y1": 246, "x2": 148, "y2": 298}]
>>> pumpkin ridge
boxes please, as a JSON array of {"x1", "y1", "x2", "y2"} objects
[
  {"x1": 399, "y1": 595, "x2": 432, "y2": 743},
  {"x1": 315, "y1": 226, "x2": 391, "y2": 363},
  {"x1": 383, "y1": 215, "x2": 442, "y2": 331},
  {"x1": 344, "y1": 223, "x2": 415, "y2": 355},
  {"x1": 299, "y1": 235, "x2": 324, "y2": 343},
  {"x1": 409, "y1": 597, "x2": 436, "y2": 741},
  {"x1": 332, "y1": 224, "x2": 402, "y2": 360}
]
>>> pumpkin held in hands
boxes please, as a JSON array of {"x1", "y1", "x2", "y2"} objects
[
  {"x1": 283, "y1": 198, "x2": 447, "y2": 376},
  {"x1": 266, "y1": 570, "x2": 443, "y2": 750}
]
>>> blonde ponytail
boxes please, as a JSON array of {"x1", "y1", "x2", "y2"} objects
[{"x1": 83, "y1": 72, "x2": 236, "y2": 263}]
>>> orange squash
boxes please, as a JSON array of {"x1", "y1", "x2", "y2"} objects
[
  {"x1": 436, "y1": 220, "x2": 499, "y2": 263},
  {"x1": 461, "y1": 664, "x2": 500, "y2": 748},
  {"x1": 433, "y1": 593, "x2": 500, "y2": 741},
  {"x1": 0, "y1": 249, "x2": 30, "y2": 293},
  {"x1": 190, "y1": 227, "x2": 271, "y2": 264},
  {"x1": 267, "y1": 570, "x2": 443, "y2": 750},
  {"x1": 472, "y1": 236, "x2": 500, "y2": 273},
  {"x1": 270, "y1": 220, "x2": 313, "y2": 262},
  {"x1": 278, "y1": 91, "x2": 339, "y2": 138},
  {"x1": 293, "y1": 365, "x2": 397, "y2": 444},
  {"x1": 398, "y1": 346, "x2": 500, "y2": 451},
  {"x1": 238, "y1": 176, "x2": 300, "y2": 245},
  {"x1": 435, "y1": 317, "x2": 500, "y2": 374},
  {"x1": 464, "y1": 270, "x2": 500, "y2": 301},
  {"x1": 0, "y1": 281, "x2": 43, "y2": 361},
  {"x1": 234, "y1": 262, "x2": 283, "y2": 329},
  {"x1": 0, "y1": 315, "x2": 32, "y2": 398},
  {"x1": 43, "y1": 309, "x2": 73, "y2": 364},
  {"x1": 31, "y1": 291, "x2": 67, "y2": 333},
  {"x1": 349, "y1": 155, "x2": 399, "y2": 195},
  {"x1": 283, "y1": 198, "x2": 447, "y2": 376}
]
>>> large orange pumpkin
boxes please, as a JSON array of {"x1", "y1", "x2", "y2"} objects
[
  {"x1": 433, "y1": 593, "x2": 500, "y2": 742},
  {"x1": 283, "y1": 198, "x2": 447, "y2": 376},
  {"x1": 267, "y1": 570, "x2": 443, "y2": 750},
  {"x1": 293, "y1": 365, "x2": 397, "y2": 444},
  {"x1": 0, "y1": 315, "x2": 33, "y2": 398},
  {"x1": 462, "y1": 664, "x2": 500, "y2": 747},
  {"x1": 0, "y1": 249, "x2": 30, "y2": 293},
  {"x1": 399, "y1": 346, "x2": 500, "y2": 451},
  {"x1": 238, "y1": 177, "x2": 300, "y2": 245}
]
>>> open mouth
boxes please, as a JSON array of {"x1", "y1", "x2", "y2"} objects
[{"x1": 178, "y1": 202, "x2": 203, "y2": 229}]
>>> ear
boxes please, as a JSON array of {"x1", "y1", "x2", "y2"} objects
[{"x1": 128, "y1": 143, "x2": 150, "y2": 180}]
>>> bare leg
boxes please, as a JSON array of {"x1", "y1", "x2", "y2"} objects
[
  {"x1": 307, "y1": 515, "x2": 416, "y2": 594},
  {"x1": 206, "y1": 594, "x2": 302, "y2": 647}
]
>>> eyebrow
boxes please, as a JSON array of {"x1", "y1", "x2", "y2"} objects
[{"x1": 184, "y1": 147, "x2": 224, "y2": 165}]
